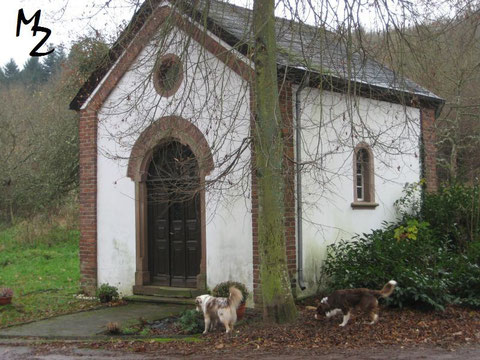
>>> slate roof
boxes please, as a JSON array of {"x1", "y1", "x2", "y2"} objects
[
  {"x1": 70, "y1": 0, "x2": 443, "y2": 111},
  {"x1": 199, "y1": 0, "x2": 442, "y2": 101}
]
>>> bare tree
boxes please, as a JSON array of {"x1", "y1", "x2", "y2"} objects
[{"x1": 362, "y1": 0, "x2": 480, "y2": 183}]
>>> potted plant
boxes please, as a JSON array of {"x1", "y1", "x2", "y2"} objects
[
  {"x1": 0, "y1": 287, "x2": 13, "y2": 305},
  {"x1": 96, "y1": 284, "x2": 119, "y2": 303},
  {"x1": 212, "y1": 281, "x2": 249, "y2": 320}
]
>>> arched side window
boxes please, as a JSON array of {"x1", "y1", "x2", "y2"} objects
[{"x1": 352, "y1": 144, "x2": 378, "y2": 209}]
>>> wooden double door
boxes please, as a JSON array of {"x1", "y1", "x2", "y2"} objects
[{"x1": 147, "y1": 141, "x2": 201, "y2": 288}]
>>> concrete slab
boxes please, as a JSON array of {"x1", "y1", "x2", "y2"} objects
[
  {"x1": 132, "y1": 286, "x2": 204, "y2": 298},
  {"x1": 0, "y1": 303, "x2": 189, "y2": 339}
]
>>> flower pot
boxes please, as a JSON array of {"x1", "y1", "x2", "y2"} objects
[
  {"x1": 0, "y1": 296, "x2": 12, "y2": 305},
  {"x1": 99, "y1": 294, "x2": 112, "y2": 303},
  {"x1": 236, "y1": 303, "x2": 246, "y2": 320}
]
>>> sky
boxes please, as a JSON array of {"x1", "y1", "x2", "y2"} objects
[{"x1": 0, "y1": 0, "x2": 136, "y2": 68}]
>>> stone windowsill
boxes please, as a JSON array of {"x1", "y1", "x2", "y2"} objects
[{"x1": 351, "y1": 201, "x2": 379, "y2": 209}]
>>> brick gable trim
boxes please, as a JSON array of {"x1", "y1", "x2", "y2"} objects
[
  {"x1": 70, "y1": 1, "x2": 444, "y2": 113},
  {"x1": 71, "y1": 3, "x2": 253, "y2": 112}
]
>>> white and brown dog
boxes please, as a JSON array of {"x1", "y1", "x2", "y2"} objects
[
  {"x1": 195, "y1": 287, "x2": 243, "y2": 334},
  {"x1": 315, "y1": 280, "x2": 397, "y2": 327}
]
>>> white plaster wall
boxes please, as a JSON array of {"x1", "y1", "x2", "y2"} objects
[
  {"x1": 95, "y1": 21, "x2": 253, "y2": 296},
  {"x1": 92, "y1": 6, "x2": 420, "y2": 301},
  {"x1": 96, "y1": 148, "x2": 136, "y2": 295},
  {"x1": 295, "y1": 86, "x2": 421, "y2": 296}
]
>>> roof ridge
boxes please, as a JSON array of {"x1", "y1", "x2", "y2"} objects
[{"x1": 196, "y1": 0, "x2": 335, "y2": 36}]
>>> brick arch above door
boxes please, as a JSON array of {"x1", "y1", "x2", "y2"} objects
[
  {"x1": 128, "y1": 116, "x2": 213, "y2": 290},
  {"x1": 127, "y1": 115, "x2": 214, "y2": 182}
]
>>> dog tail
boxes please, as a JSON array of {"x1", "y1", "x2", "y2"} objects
[
  {"x1": 376, "y1": 280, "x2": 397, "y2": 298},
  {"x1": 228, "y1": 286, "x2": 243, "y2": 309}
]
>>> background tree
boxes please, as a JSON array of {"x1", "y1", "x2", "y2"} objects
[
  {"x1": 42, "y1": 45, "x2": 67, "y2": 79},
  {"x1": 3, "y1": 59, "x2": 20, "y2": 84},
  {"x1": 21, "y1": 57, "x2": 48, "y2": 86},
  {"x1": 0, "y1": 36, "x2": 108, "y2": 223},
  {"x1": 363, "y1": 1, "x2": 480, "y2": 183},
  {"x1": 0, "y1": 67, "x2": 6, "y2": 83}
]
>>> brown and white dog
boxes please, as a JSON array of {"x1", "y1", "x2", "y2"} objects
[
  {"x1": 195, "y1": 287, "x2": 243, "y2": 334},
  {"x1": 315, "y1": 280, "x2": 397, "y2": 327}
]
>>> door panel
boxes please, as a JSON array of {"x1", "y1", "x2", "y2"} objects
[
  {"x1": 148, "y1": 198, "x2": 170, "y2": 285},
  {"x1": 185, "y1": 196, "x2": 201, "y2": 283},
  {"x1": 170, "y1": 201, "x2": 186, "y2": 286}
]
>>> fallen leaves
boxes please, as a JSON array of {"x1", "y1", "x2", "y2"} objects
[{"x1": 74, "y1": 304, "x2": 480, "y2": 357}]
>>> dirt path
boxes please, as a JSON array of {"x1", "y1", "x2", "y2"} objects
[{"x1": 2, "y1": 344, "x2": 480, "y2": 359}]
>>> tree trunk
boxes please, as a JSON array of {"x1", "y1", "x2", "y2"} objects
[{"x1": 252, "y1": 0, "x2": 297, "y2": 323}]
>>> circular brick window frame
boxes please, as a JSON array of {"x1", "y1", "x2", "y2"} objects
[{"x1": 153, "y1": 54, "x2": 184, "y2": 97}]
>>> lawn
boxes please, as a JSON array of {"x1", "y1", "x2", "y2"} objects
[{"x1": 0, "y1": 224, "x2": 100, "y2": 328}]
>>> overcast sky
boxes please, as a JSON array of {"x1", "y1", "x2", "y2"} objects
[{"x1": 0, "y1": 0, "x2": 136, "y2": 67}]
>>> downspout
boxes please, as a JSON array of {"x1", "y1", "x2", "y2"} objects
[{"x1": 295, "y1": 73, "x2": 309, "y2": 291}]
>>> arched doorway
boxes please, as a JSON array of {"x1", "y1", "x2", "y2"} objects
[
  {"x1": 128, "y1": 116, "x2": 214, "y2": 291},
  {"x1": 146, "y1": 140, "x2": 201, "y2": 288}
]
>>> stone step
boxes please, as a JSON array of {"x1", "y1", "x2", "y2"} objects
[
  {"x1": 124, "y1": 295, "x2": 196, "y2": 305},
  {"x1": 132, "y1": 285, "x2": 205, "y2": 298}
]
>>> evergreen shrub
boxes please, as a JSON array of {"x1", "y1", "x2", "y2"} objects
[{"x1": 322, "y1": 182, "x2": 480, "y2": 310}]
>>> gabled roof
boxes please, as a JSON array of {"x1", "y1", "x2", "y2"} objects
[{"x1": 70, "y1": 0, "x2": 443, "y2": 111}]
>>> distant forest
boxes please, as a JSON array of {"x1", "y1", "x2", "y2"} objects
[
  {"x1": 0, "y1": 38, "x2": 109, "y2": 223},
  {"x1": 0, "y1": 49, "x2": 66, "y2": 87}
]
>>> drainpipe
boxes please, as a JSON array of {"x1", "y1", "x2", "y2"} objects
[{"x1": 295, "y1": 73, "x2": 309, "y2": 291}]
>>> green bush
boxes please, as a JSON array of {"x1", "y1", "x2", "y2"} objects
[
  {"x1": 323, "y1": 220, "x2": 453, "y2": 310},
  {"x1": 323, "y1": 182, "x2": 480, "y2": 310},
  {"x1": 423, "y1": 183, "x2": 480, "y2": 252},
  {"x1": 176, "y1": 309, "x2": 204, "y2": 334},
  {"x1": 96, "y1": 284, "x2": 119, "y2": 303},
  {"x1": 445, "y1": 243, "x2": 480, "y2": 307},
  {"x1": 212, "y1": 281, "x2": 248, "y2": 303}
]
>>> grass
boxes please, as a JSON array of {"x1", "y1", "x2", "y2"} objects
[
  {"x1": 148, "y1": 336, "x2": 202, "y2": 343},
  {"x1": 0, "y1": 223, "x2": 100, "y2": 328}
]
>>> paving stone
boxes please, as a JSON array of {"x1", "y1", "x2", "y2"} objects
[{"x1": 0, "y1": 303, "x2": 188, "y2": 339}]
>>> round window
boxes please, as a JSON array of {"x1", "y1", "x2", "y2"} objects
[{"x1": 153, "y1": 54, "x2": 183, "y2": 97}]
